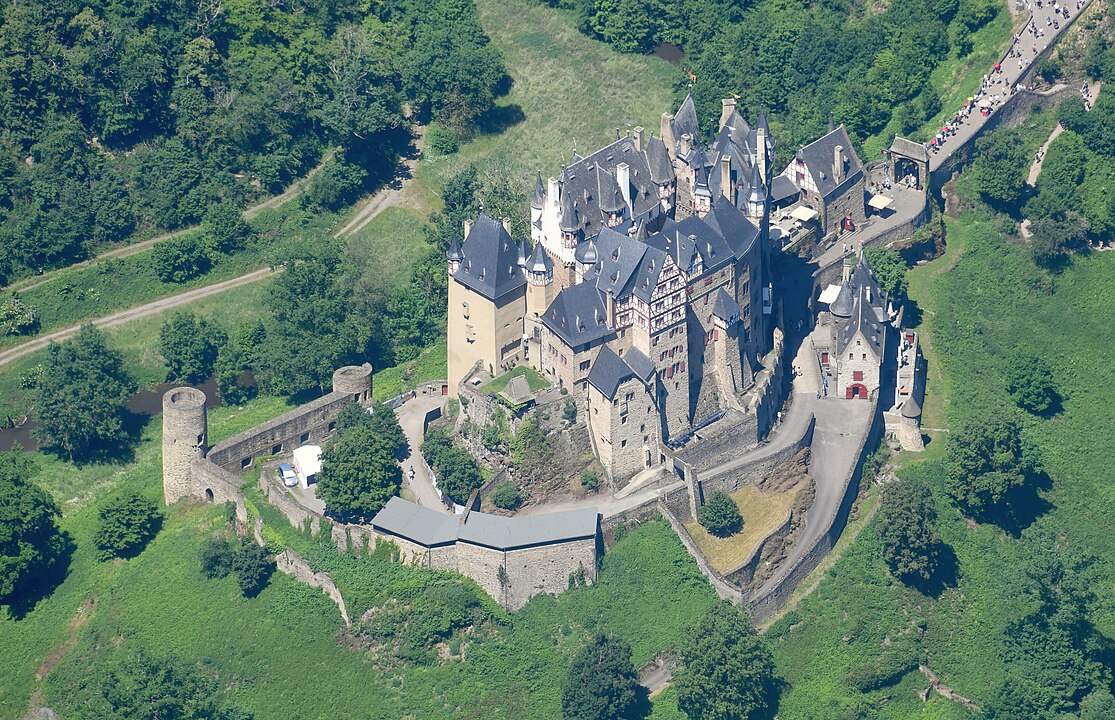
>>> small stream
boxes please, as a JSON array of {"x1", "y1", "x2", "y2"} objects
[{"x1": 0, "y1": 376, "x2": 224, "y2": 453}]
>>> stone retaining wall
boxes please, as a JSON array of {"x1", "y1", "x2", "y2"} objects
[
  {"x1": 726, "y1": 509, "x2": 794, "y2": 590},
  {"x1": 696, "y1": 414, "x2": 815, "y2": 499},
  {"x1": 747, "y1": 397, "x2": 883, "y2": 622},
  {"x1": 275, "y1": 548, "x2": 351, "y2": 626},
  {"x1": 658, "y1": 502, "x2": 744, "y2": 603}
]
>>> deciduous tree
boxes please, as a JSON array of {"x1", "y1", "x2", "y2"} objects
[
  {"x1": 674, "y1": 602, "x2": 777, "y2": 720},
  {"x1": 876, "y1": 476, "x2": 941, "y2": 586},
  {"x1": 317, "y1": 423, "x2": 402, "y2": 519},
  {"x1": 561, "y1": 633, "x2": 642, "y2": 720},
  {"x1": 94, "y1": 492, "x2": 162, "y2": 561},
  {"x1": 0, "y1": 453, "x2": 68, "y2": 606},
  {"x1": 1004, "y1": 352, "x2": 1058, "y2": 415},
  {"x1": 943, "y1": 415, "x2": 1038, "y2": 521},
  {"x1": 160, "y1": 312, "x2": 226, "y2": 382},
  {"x1": 33, "y1": 324, "x2": 137, "y2": 461}
]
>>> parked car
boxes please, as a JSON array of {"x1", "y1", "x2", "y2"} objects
[{"x1": 278, "y1": 463, "x2": 298, "y2": 487}]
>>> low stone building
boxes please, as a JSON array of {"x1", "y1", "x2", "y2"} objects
[
  {"x1": 370, "y1": 497, "x2": 600, "y2": 611},
  {"x1": 779, "y1": 123, "x2": 866, "y2": 238}
]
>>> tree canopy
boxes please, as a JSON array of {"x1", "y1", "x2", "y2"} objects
[
  {"x1": 943, "y1": 415, "x2": 1039, "y2": 522},
  {"x1": 32, "y1": 324, "x2": 138, "y2": 461},
  {"x1": 317, "y1": 422, "x2": 403, "y2": 520},
  {"x1": 876, "y1": 476, "x2": 941, "y2": 587},
  {"x1": 698, "y1": 490, "x2": 743, "y2": 537},
  {"x1": 970, "y1": 127, "x2": 1030, "y2": 208},
  {"x1": 0, "y1": 452, "x2": 69, "y2": 606},
  {"x1": 674, "y1": 601, "x2": 778, "y2": 720},
  {"x1": 94, "y1": 492, "x2": 162, "y2": 561},
  {"x1": 864, "y1": 247, "x2": 908, "y2": 299},
  {"x1": 561, "y1": 633, "x2": 642, "y2": 720},
  {"x1": 421, "y1": 426, "x2": 484, "y2": 506},
  {"x1": 1004, "y1": 352, "x2": 1059, "y2": 415},
  {"x1": 160, "y1": 312, "x2": 226, "y2": 383}
]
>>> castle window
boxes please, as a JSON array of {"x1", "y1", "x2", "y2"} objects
[
  {"x1": 328, "y1": 422, "x2": 336, "y2": 432},
  {"x1": 640, "y1": 424, "x2": 646, "y2": 432},
  {"x1": 621, "y1": 440, "x2": 627, "y2": 448},
  {"x1": 241, "y1": 457, "x2": 252, "y2": 469},
  {"x1": 621, "y1": 416, "x2": 627, "y2": 425},
  {"x1": 863, "y1": 353, "x2": 867, "y2": 360},
  {"x1": 849, "y1": 353, "x2": 854, "y2": 360},
  {"x1": 300, "y1": 432, "x2": 310, "y2": 443},
  {"x1": 271, "y1": 443, "x2": 282, "y2": 455}
]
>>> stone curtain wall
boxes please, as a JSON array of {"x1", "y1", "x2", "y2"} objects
[
  {"x1": 695, "y1": 414, "x2": 815, "y2": 498},
  {"x1": 207, "y1": 392, "x2": 351, "y2": 473},
  {"x1": 726, "y1": 510, "x2": 795, "y2": 589},
  {"x1": 747, "y1": 397, "x2": 883, "y2": 622},
  {"x1": 658, "y1": 502, "x2": 745, "y2": 603}
]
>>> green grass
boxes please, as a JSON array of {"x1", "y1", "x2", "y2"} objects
[
  {"x1": 480, "y1": 364, "x2": 550, "y2": 395},
  {"x1": 371, "y1": 337, "x2": 448, "y2": 403},
  {"x1": 767, "y1": 207, "x2": 1115, "y2": 716},
  {"x1": 420, "y1": 0, "x2": 679, "y2": 195}
]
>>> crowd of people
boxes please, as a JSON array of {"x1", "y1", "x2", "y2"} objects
[{"x1": 928, "y1": 0, "x2": 1087, "y2": 155}]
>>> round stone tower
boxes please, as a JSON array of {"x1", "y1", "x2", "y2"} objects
[
  {"x1": 332, "y1": 363, "x2": 374, "y2": 406},
  {"x1": 162, "y1": 387, "x2": 208, "y2": 506}
]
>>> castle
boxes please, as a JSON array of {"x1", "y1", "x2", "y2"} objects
[{"x1": 447, "y1": 95, "x2": 802, "y2": 487}]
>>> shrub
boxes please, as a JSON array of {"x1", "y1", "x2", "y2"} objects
[
  {"x1": 424, "y1": 123, "x2": 460, "y2": 155},
  {"x1": 0, "y1": 293, "x2": 38, "y2": 336},
  {"x1": 1004, "y1": 352, "x2": 1059, "y2": 415},
  {"x1": 490, "y1": 482, "x2": 523, "y2": 510},
  {"x1": 231, "y1": 541, "x2": 274, "y2": 597},
  {"x1": 563, "y1": 400, "x2": 578, "y2": 422},
  {"x1": 698, "y1": 490, "x2": 743, "y2": 537},
  {"x1": 198, "y1": 537, "x2": 234, "y2": 579},
  {"x1": 94, "y1": 492, "x2": 162, "y2": 561},
  {"x1": 581, "y1": 470, "x2": 599, "y2": 491},
  {"x1": 152, "y1": 235, "x2": 211, "y2": 283}
]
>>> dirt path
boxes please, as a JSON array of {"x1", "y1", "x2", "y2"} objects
[
  {"x1": 333, "y1": 125, "x2": 425, "y2": 238},
  {"x1": 1026, "y1": 123, "x2": 1065, "y2": 186},
  {"x1": 0, "y1": 268, "x2": 276, "y2": 368},
  {"x1": 3, "y1": 150, "x2": 335, "y2": 295}
]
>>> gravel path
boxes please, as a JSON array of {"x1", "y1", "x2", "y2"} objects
[{"x1": 0, "y1": 268, "x2": 276, "y2": 368}]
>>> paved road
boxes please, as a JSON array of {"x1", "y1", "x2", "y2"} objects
[
  {"x1": 0, "y1": 268, "x2": 276, "y2": 368},
  {"x1": 930, "y1": 0, "x2": 1094, "y2": 174},
  {"x1": 813, "y1": 182, "x2": 926, "y2": 270},
  {"x1": 394, "y1": 392, "x2": 450, "y2": 513}
]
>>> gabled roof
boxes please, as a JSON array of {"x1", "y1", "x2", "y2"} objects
[
  {"x1": 837, "y1": 284, "x2": 885, "y2": 356},
  {"x1": 541, "y1": 282, "x2": 614, "y2": 348},
  {"x1": 770, "y1": 175, "x2": 800, "y2": 203},
  {"x1": 704, "y1": 195, "x2": 760, "y2": 260},
  {"x1": 671, "y1": 93, "x2": 700, "y2": 149},
  {"x1": 597, "y1": 166, "x2": 625, "y2": 213},
  {"x1": 453, "y1": 214, "x2": 526, "y2": 300},
  {"x1": 557, "y1": 135, "x2": 664, "y2": 241},
  {"x1": 371, "y1": 497, "x2": 599, "y2": 551},
  {"x1": 712, "y1": 288, "x2": 741, "y2": 321},
  {"x1": 624, "y1": 347, "x2": 656, "y2": 383},
  {"x1": 890, "y1": 136, "x2": 930, "y2": 163},
  {"x1": 591, "y1": 226, "x2": 655, "y2": 301},
  {"x1": 792, "y1": 124, "x2": 864, "y2": 202},
  {"x1": 586, "y1": 345, "x2": 638, "y2": 400}
]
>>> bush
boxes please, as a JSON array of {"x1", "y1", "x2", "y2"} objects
[
  {"x1": 152, "y1": 235, "x2": 211, "y2": 283},
  {"x1": 198, "y1": 537, "x2": 234, "y2": 579},
  {"x1": 94, "y1": 492, "x2": 162, "y2": 561},
  {"x1": 1004, "y1": 352, "x2": 1059, "y2": 415},
  {"x1": 0, "y1": 293, "x2": 38, "y2": 336},
  {"x1": 231, "y1": 541, "x2": 274, "y2": 597},
  {"x1": 490, "y1": 482, "x2": 523, "y2": 510},
  {"x1": 563, "y1": 400, "x2": 578, "y2": 423},
  {"x1": 424, "y1": 123, "x2": 460, "y2": 155},
  {"x1": 0, "y1": 454, "x2": 69, "y2": 605},
  {"x1": 581, "y1": 470, "x2": 599, "y2": 491},
  {"x1": 698, "y1": 490, "x2": 743, "y2": 537}
]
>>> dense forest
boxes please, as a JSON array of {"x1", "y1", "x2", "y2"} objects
[
  {"x1": 0, "y1": 0, "x2": 505, "y2": 284},
  {"x1": 562, "y1": 0, "x2": 1001, "y2": 157}
]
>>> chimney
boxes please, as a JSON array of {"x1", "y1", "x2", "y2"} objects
[
  {"x1": 679, "y1": 133, "x2": 692, "y2": 157},
  {"x1": 502, "y1": 217, "x2": 512, "y2": 236},
  {"x1": 720, "y1": 155, "x2": 732, "y2": 202},
  {"x1": 463, "y1": 218, "x2": 473, "y2": 238},
  {"x1": 548, "y1": 176, "x2": 560, "y2": 209},
  {"x1": 616, "y1": 162, "x2": 631, "y2": 209},
  {"x1": 841, "y1": 255, "x2": 852, "y2": 282},
  {"x1": 719, "y1": 98, "x2": 737, "y2": 130},
  {"x1": 756, "y1": 126, "x2": 768, "y2": 185},
  {"x1": 632, "y1": 126, "x2": 645, "y2": 152},
  {"x1": 606, "y1": 289, "x2": 615, "y2": 326},
  {"x1": 661, "y1": 113, "x2": 676, "y2": 157},
  {"x1": 834, "y1": 145, "x2": 845, "y2": 184}
]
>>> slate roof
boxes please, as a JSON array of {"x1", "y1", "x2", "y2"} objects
[
  {"x1": 532, "y1": 173, "x2": 546, "y2": 209},
  {"x1": 836, "y1": 284, "x2": 885, "y2": 355},
  {"x1": 526, "y1": 240, "x2": 553, "y2": 275},
  {"x1": 624, "y1": 347, "x2": 656, "y2": 383},
  {"x1": 794, "y1": 124, "x2": 864, "y2": 202},
  {"x1": 557, "y1": 135, "x2": 665, "y2": 241},
  {"x1": 541, "y1": 281, "x2": 614, "y2": 348},
  {"x1": 830, "y1": 281, "x2": 854, "y2": 318},
  {"x1": 452, "y1": 214, "x2": 526, "y2": 300},
  {"x1": 646, "y1": 215, "x2": 733, "y2": 275},
  {"x1": 712, "y1": 288, "x2": 741, "y2": 321},
  {"x1": 890, "y1": 136, "x2": 930, "y2": 163},
  {"x1": 770, "y1": 175, "x2": 800, "y2": 203},
  {"x1": 501, "y1": 374, "x2": 534, "y2": 405},
  {"x1": 704, "y1": 195, "x2": 759, "y2": 259},
  {"x1": 900, "y1": 394, "x2": 922, "y2": 419},
  {"x1": 705, "y1": 106, "x2": 771, "y2": 213},
  {"x1": 371, "y1": 497, "x2": 599, "y2": 551},
  {"x1": 586, "y1": 345, "x2": 637, "y2": 400},
  {"x1": 645, "y1": 136, "x2": 675, "y2": 184},
  {"x1": 670, "y1": 94, "x2": 701, "y2": 150}
]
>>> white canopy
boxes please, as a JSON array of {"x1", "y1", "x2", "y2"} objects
[
  {"x1": 818, "y1": 284, "x2": 843, "y2": 305},
  {"x1": 868, "y1": 194, "x2": 894, "y2": 210},
  {"x1": 790, "y1": 205, "x2": 818, "y2": 222}
]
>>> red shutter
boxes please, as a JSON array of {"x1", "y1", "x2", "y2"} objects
[{"x1": 853, "y1": 370, "x2": 864, "y2": 381}]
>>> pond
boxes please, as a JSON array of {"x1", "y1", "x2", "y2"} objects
[
  {"x1": 0, "y1": 375, "x2": 227, "y2": 453},
  {"x1": 652, "y1": 42, "x2": 685, "y2": 66}
]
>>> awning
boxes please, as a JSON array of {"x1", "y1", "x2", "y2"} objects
[
  {"x1": 790, "y1": 205, "x2": 818, "y2": 222},
  {"x1": 817, "y1": 284, "x2": 842, "y2": 304},
  {"x1": 868, "y1": 194, "x2": 894, "y2": 210}
]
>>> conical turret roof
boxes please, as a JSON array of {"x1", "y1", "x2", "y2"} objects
[
  {"x1": 560, "y1": 188, "x2": 580, "y2": 232},
  {"x1": 900, "y1": 395, "x2": 921, "y2": 419},
  {"x1": 598, "y1": 167, "x2": 625, "y2": 213},
  {"x1": 532, "y1": 173, "x2": 545, "y2": 209},
  {"x1": 747, "y1": 161, "x2": 764, "y2": 204},
  {"x1": 527, "y1": 240, "x2": 552, "y2": 274},
  {"x1": 830, "y1": 281, "x2": 854, "y2": 317},
  {"x1": 446, "y1": 234, "x2": 463, "y2": 262}
]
